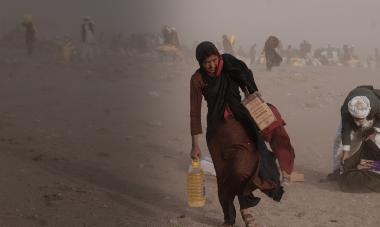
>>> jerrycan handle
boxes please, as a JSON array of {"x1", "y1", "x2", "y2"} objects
[{"x1": 191, "y1": 158, "x2": 201, "y2": 168}]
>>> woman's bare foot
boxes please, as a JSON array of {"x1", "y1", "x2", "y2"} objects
[
  {"x1": 281, "y1": 171, "x2": 291, "y2": 186},
  {"x1": 240, "y1": 208, "x2": 257, "y2": 227}
]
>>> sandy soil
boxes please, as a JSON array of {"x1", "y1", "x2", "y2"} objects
[{"x1": 0, "y1": 46, "x2": 380, "y2": 227}]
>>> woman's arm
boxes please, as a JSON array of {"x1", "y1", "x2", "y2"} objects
[{"x1": 190, "y1": 74, "x2": 203, "y2": 159}]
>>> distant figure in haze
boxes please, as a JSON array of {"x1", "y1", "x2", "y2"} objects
[
  {"x1": 264, "y1": 36, "x2": 282, "y2": 71},
  {"x1": 222, "y1": 34, "x2": 234, "y2": 55},
  {"x1": 326, "y1": 44, "x2": 334, "y2": 59},
  {"x1": 342, "y1": 44, "x2": 352, "y2": 66},
  {"x1": 237, "y1": 45, "x2": 247, "y2": 59},
  {"x1": 299, "y1": 40, "x2": 312, "y2": 59},
  {"x1": 21, "y1": 15, "x2": 36, "y2": 56},
  {"x1": 375, "y1": 48, "x2": 380, "y2": 68},
  {"x1": 81, "y1": 17, "x2": 96, "y2": 61},
  {"x1": 367, "y1": 55, "x2": 375, "y2": 69},
  {"x1": 161, "y1": 25, "x2": 180, "y2": 48},
  {"x1": 249, "y1": 43, "x2": 257, "y2": 66},
  {"x1": 62, "y1": 36, "x2": 75, "y2": 63},
  {"x1": 284, "y1": 45, "x2": 294, "y2": 64}
]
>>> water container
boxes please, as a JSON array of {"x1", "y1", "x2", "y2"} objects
[{"x1": 187, "y1": 159, "x2": 206, "y2": 207}]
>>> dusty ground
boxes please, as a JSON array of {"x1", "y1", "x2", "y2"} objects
[{"x1": 0, "y1": 46, "x2": 380, "y2": 227}]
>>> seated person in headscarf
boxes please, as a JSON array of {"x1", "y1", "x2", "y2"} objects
[
  {"x1": 339, "y1": 134, "x2": 380, "y2": 192},
  {"x1": 328, "y1": 86, "x2": 380, "y2": 180}
]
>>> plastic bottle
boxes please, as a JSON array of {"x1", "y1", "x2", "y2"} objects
[{"x1": 187, "y1": 159, "x2": 206, "y2": 207}]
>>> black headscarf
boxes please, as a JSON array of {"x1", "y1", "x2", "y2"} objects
[{"x1": 195, "y1": 41, "x2": 220, "y2": 64}]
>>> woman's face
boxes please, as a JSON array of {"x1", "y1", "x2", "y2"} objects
[{"x1": 202, "y1": 55, "x2": 219, "y2": 74}]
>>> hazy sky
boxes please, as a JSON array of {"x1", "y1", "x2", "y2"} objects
[{"x1": 2, "y1": 0, "x2": 380, "y2": 56}]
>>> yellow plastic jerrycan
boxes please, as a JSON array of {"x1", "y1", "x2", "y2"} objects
[
  {"x1": 63, "y1": 41, "x2": 74, "y2": 62},
  {"x1": 187, "y1": 159, "x2": 206, "y2": 207}
]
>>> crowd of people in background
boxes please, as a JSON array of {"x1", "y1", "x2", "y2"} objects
[
  {"x1": 2, "y1": 14, "x2": 380, "y2": 69},
  {"x1": 239, "y1": 39, "x2": 380, "y2": 70},
  {"x1": 215, "y1": 35, "x2": 380, "y2": 70}
]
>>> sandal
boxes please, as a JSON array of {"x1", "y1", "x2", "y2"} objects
[{"x1": 240, "y1": 209, "x2": 257, "y2": 227}]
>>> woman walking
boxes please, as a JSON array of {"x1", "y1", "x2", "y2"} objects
[{"x1": 190, "y1": 41, "x2": 283, "y2": 226}]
